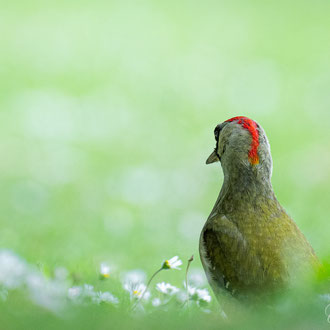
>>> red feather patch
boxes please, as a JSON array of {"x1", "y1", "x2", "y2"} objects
[{"x1": 225, "y1": 116, "x2": 260, "y2": 165}]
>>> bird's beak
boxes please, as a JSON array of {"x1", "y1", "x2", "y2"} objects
[{"x1": 206, "y1": 150, "x2": 219, "y2": 164}]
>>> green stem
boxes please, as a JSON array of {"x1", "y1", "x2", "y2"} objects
[
  {"x1": 185, "y1": 255, "x2": 194, "y2": 305},
  {"x1": 132, "y1": 267, "x2": 163, "y2": 310}
]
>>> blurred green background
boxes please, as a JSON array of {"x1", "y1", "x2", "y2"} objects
[{"x1": 0, "y1": 0, "x2": 330, "y2": 328}]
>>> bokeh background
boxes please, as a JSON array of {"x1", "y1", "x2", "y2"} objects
[{"x1": 0, "y1": 0, "x2": 330, "y2": 328}]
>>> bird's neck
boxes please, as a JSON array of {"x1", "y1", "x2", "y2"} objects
[{"x1": 213, "y1": 161, "x2": 275, "y2": 213}]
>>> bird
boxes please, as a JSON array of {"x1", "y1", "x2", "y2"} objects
[{"x1": 199, "y1": 116, "x2": 319, "y2": 302}]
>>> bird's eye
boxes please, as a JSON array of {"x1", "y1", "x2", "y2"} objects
[{"x1": 214, "y1": 126, "x2": 221, "y2": 141}]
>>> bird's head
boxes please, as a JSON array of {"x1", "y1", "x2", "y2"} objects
[{"x1": 206, "y1": 116, "x2": 272, "y2": 179}]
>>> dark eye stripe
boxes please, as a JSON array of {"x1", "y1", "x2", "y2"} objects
[{"x1": 214, "y1": 125, "x2": 221, "y2": 141}]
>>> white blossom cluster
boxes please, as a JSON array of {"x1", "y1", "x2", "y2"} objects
[
  {"x1": 68, "y1": 284, "x2": 118, "y2": 305},
  {"x1": 0, "y1": 250, "x2": 68, "y2": 312},
  {"x1": 0, "y1": 250, "x2": 212, "y2": 314}
]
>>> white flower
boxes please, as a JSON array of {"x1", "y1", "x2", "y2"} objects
[
  {"x1": 122, "y1": 271, "x2": 150, "y2": 302},
  {"x1": 161, "y1": 256, "x2": 182, "y2": 270},
  {"x1": 152, "y1": 297, "x2": 161, "y2": 306},
  {"x1": 93, "y1": 291, "x2": 118, "y2": 305},
  {"x1": 69, "y1": 284, "x2": 96, "y2": 303},
  {"x1": 187, "y1": 286, "x2": 197, "y2": 300},
  {"x1": 68, "y1": 286, "x2": 82, "y2": 300},
  {"x1": 196, "y1": 288, "x2": 211, "y2": 303},
  {"x1": 82, "y1": 284, "x2": 96, "y2": 298},
  {"x1": 0, "y1": 249, "x2": 69, "y2": 313},
  {"x1": 0, "y1": 250, "x2": 28, "y2": 289},
  {"x1": 100, "y1": 263, "x2": 110, "y2": 278},
  {"x1": 124, "y1": 282, "x2": 150, "y2": 301},
  {"x1": 68, "y1": 285, "x2": 118, "y2": 306},
  {"x1": 26, "y1": 272, "x2": 67, "y2": 312},
  {"x1": 156, "y1": 282, "x2": 179, "y2": 295},
  {"x1": 186, "y1": 286, "x2": 211, "y2": 305}
]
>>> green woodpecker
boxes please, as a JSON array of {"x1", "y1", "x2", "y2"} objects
[{"x1": 199, "y1": 116, "x2": 319, "y2": 301}]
